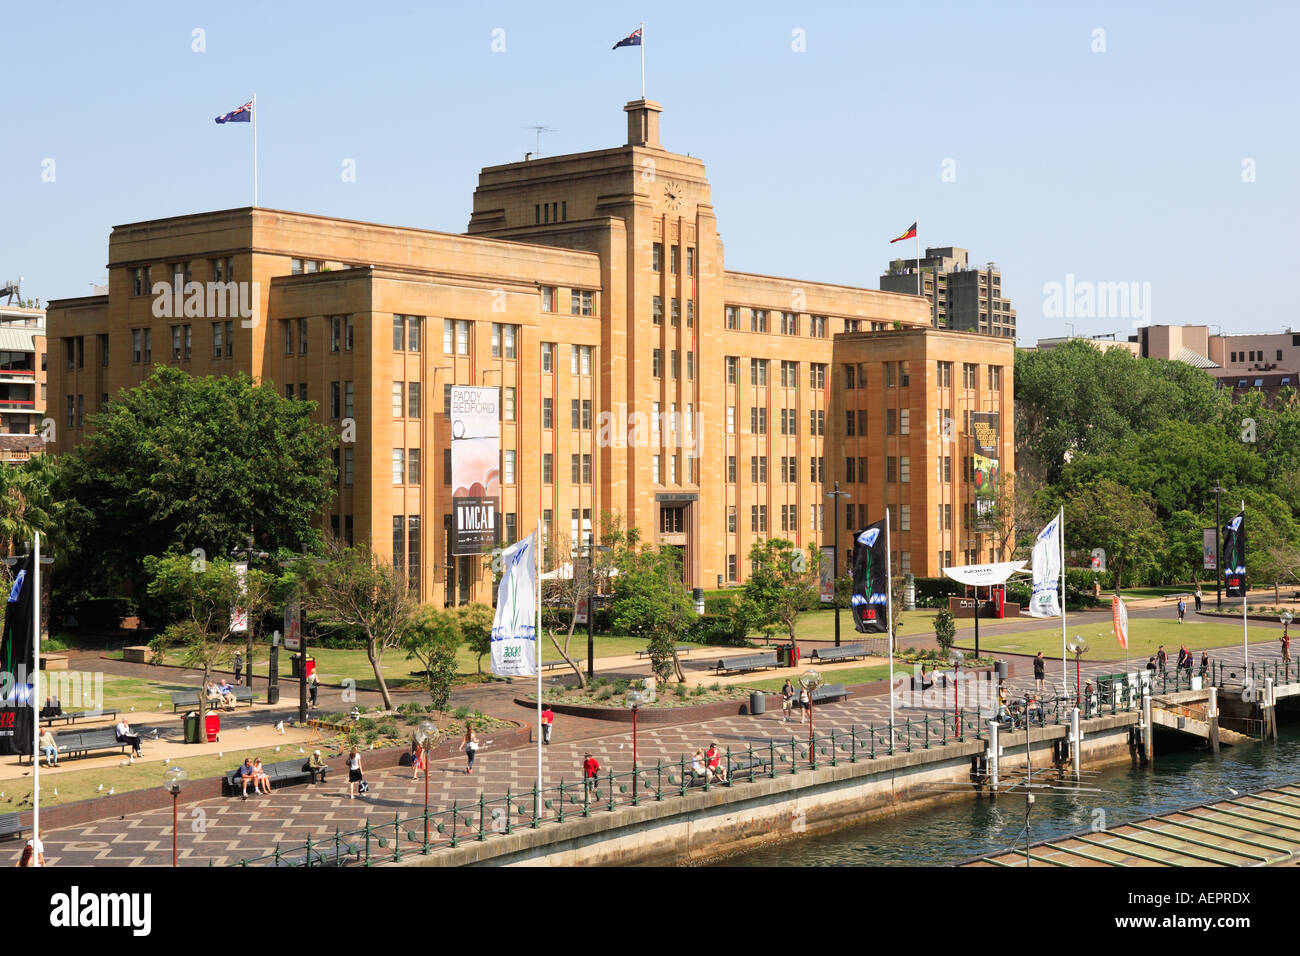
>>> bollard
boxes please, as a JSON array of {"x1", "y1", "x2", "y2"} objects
[
  {"x1": 1141, "y1": 693, "x2": 1153, "y2": 765},
  {"x1": 1207, "y1": 686, "x2": 1220, "y2": 753},
  {"x1": 987, "y1": 720, "x2": 1000, "y2": 794}
]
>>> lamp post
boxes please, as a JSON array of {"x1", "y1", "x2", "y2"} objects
[
  {"x1": 416, "y1": 719, "x2": 436, "y2": 849},
  {"x1": 163, "y1": 767, "x2": 189, "y2": 867},
  {"x1": 825, "y1": 483, "x2": 851, "y2": 647},
  {"x1": 585, "y1": 544, "x2": 610, "y2": 680},
  {"x1": 1283, "y1": 611, "x2": 1293, "y2": 681},
  {"x1": 1067, "y1": 637, "x2": 1088, "y2": 708},
  {"x1": 229, "y1": 536, "x2": 269, "y2": 694},
  {"x1": 799, "y1": 668, "x2": 823, "y2": 764},
  {"x1": 1212, "y1": 481, "x2": 1224, "y2": 610},
  {"x1": 951, "y1": 649, "x2": 964, "y2": 732},
  {"x1": 626, "y1": 690, "x2": 644, "y2": 801}
]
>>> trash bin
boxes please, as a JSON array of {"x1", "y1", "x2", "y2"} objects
[
  {"x1": 305, "y1": 656, "x2": 316, "y2": 680},
  {"x1": 995, "y1": 659, "x2": 1008, "y2": 681},
  {"x1": 750, "y1": 691, "x2": 766, "y2": 715},
  {"x1": 266, "y1": 686, "x2": 280, "y2": 705},
  {"x1": 777, "y1": 645, "x2": 789, "y2": 667},
  {"x1": 290, "y1": 653, "x2": 301, "y2": 678},
  {"x1": 204, "y1": 713, "x2": 221, "y2": 743},
  {"x1": 183, "y1": 711, "x2": 201, "y2": 744}
]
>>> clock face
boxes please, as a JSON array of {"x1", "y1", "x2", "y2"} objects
[{"x1": 663, "y1": 180, "x2": 683, "y2": 210}]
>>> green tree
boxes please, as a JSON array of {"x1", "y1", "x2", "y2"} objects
[
  {"x1": 0, "y1": 455, "x2": 62, "y2": 558},
  {"x1": 402, "y1": 606, "x2": 463, "y2": 714},
  {"x1": 458, "y1": 603, "x2": 495, "y2": 675},
  {"x1": 609, "y1": 533, "x2": 694, "y2": 683},
  {"x1": 302, "y1": 540, "x2": 416, "y2": 710},
  {"x1": 1064, "y1": 479, "x2": 1166, "y2": 593},
  {"x1": 56, "y1": 367, "x2": 335, "y2": 609},
  {"x1": 739, "y1": 539, "x2": 819, "y2": 643},
  {"x1": 144, "y1": 554, "x2": 274, "y2": 718},
  {"x1": 934, "y1": 607, "x2": 956, "y2": 654}
]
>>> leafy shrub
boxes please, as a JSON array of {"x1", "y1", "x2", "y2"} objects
[
  {"x1": 356, "y1": 717, "x2": 377, "y2": 733},
  {"x1": 597, "y1": 687, "x2": 614, "y2": 701},
  {"x1": 378, "y1": 720, "x2": 399, "y2": 737},
  {"x1": 454, "y1": 706, "x2": 471, "y2": 720}
]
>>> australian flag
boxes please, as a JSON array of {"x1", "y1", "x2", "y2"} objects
[
  {"x1": 215, "y1": 101, "x2": 252, "y2": 124},
  {"x1": 612, "y1": 28, "x2": 642, "y2": 50}
]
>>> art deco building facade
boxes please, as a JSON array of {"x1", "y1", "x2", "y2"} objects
[{"x1": 46, "y1": 101, "x2": 1015, "y2": 606}]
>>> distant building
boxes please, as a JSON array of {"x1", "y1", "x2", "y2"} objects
[
  {"x1": 880, "y1": 246, "x2": 1016, "y2": 339},
  {"x1": 0, "y1": 302, "x2": 46, "y2": 436}
]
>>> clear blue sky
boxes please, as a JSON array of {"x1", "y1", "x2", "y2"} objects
[{"x1": 4, "y1": 0, "x2": 1297, "y2": 346}]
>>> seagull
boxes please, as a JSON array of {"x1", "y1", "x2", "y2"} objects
[
  {"x1": 298, "y1": 748, "x2": 304, "y2": 754},
  {"x1": 108, "y1": 788, "x2": 114, "y2": 796},
  {"x1": 274, "y1": 746, "x2": 281, "y2": 753},
  {"x1": 218, "y1": 751, "x2": 223, "y2": 758},
  {"x1": 164, "y1": 758, "x2": 170, "y2": 765},
  {"x1": 130, "y1": 706, "x2": 135, "y2": 712},
  {"x1": 1228, "y1": 786, "x2": 1239, "y2": 795},
  {"x1": 275, "y1": 721, "x2": 284, "y2": 734},
  {"x1": 95, "y1": 785, "x2": 102, "y2": 792},
  {"x1": 52, "y1": 789, "x2": 57, "y2": 796}
]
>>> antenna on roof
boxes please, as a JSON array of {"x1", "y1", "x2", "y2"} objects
[{"x1": 522, "y1": 126, "x2": 558, "y2": 158}]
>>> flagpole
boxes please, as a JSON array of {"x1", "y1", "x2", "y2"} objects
[
  {"x1": 1060, "y1": 506, "x2": 1067, "y2": 699},
  {"x1": 885, "y1": 509, "x2": 894, "y2": 749},
  {"x1": 536, "y1": 521, "x2": 542, "y2": 793},
  {"x1": 914, "y1": 220, "x2": 920, "y2": 297},
  {"x1": 640, "y1": 22, "x2": 646, "y2": 99},
  {"x1": 32, "y1": 532, "x2": 40, "y2": 855},
  {"x1": 252, "y1": 92, "x2": 259, "y2": 207},
  {"x1": 1242, "y1": 500, "x2": 1248, "y2": 672}
]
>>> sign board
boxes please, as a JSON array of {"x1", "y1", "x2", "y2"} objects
[
  {"x1": 575, "y1": 596, "x2": 589, "y2": 626},
  {"x1": 819, "y1": 545, "x2": 836, "y2": 604},
  {"x1": 450, "y1": 386, "x2": 501, "y2": 555},
  {"x1": 283, "y1": 601, "x2": 301, "y2": 651},
  {"x1": 229, "y1": 561, "x2": 249, "y2": 634},
  {"x1": 1203, "y1": 528, "x2": 1217, "y2": 570},
  {"x1": 970, "y1": 412, "x2": 1000, "y2": 527}
]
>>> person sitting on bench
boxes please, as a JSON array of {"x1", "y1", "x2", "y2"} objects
[
  {"x1": 237, "y1": 758, "x2": 256, "y2": 798},
  {"x1": 40, "y1": 695, "x2": 62, "y2": 719},
  {"x1": 216, "y1": 679, "x2": 237, "y2": 709},
  {"x1": 307, "y1": 750, "x2": 329, "y2": 784},
  {"x1": 115, "y1": 718, "x2": 142, "y2": 757},
  {"x1": 705, "y1": 743, "x2": 727, "y2": 783}
]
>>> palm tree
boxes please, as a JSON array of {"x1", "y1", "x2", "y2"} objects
[{"x1": 0, "y1": 455, "x2": 59, "y2": 556}]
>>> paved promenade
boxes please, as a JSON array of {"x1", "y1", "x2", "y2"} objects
[{"x1": 5, "y1": 633, "x2": 1292, "y2": 866}]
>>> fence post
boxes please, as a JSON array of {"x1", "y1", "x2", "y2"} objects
[
  {"x1": 505, "y1": 785, "x2": 514, "y2": 835},
  {"x1": 556, "y1": 780, "x2": 565, "y2": 824},
  {"x1": 449, "y1": 801, "x2": 458, "y2": 849},
  {"x1": 829, "y1": 728, "x2": 838, "y2": 767},
  {"x1": 478, "y1": 793, "x2": 487, "y2": 841},
  {"x1": 680, "y1": 755, "x2": 687, "y2": 797},
  {"x1": 790, "y1": 736, "x2": 798, "y2": 774},
  {"x1": 726, "y1": 746, "x2": 734, "y2": 787},
  {"x1": 850, "y1": 725, "x2": 857, "y2": 763},
  {"x1": 923, "y1": 715, "x2": 930, "y2": 749},
  {"x1": 770, "y1": 739, "x2": 777, "y2": 777},
  {"x1": 390, "y1": 817, "x2": 400, "y2": 864},
  {"x1": 532, "y1": 781, "x2": 541, "y2": 829},
  {"x1": 656, "y1": 759, "x2": 663, "y2": 801},
  {"x1": 869, "y1": 723, "x2": 876, "y2": 759},
  {"x1": 608, "y1": 769, "x2": 615, "y2": 812},
  {"x1": 584, "y1": 773, "x2": 591, "y2": 817}
]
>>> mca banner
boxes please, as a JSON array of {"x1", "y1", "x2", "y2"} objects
[
  {"x1": 970, "y1": 412, "x2": 1000, "y2": 527},
  {"x1": 491, "y1": 531, "x2": 537, "y2": 677},
  {"x1": 1222, "y1": 510, "x2": 1246, "y2": 598},
  {"x1": 1029, "y1": 515, "x2": 1062, "y2": 618},
  {"x1": 850, "y1": 521, "x2": 888, "y2": 633},
  {"x1": 0, "y1": 555, "x2": 35, "y2": 756},
  {"x1": 451, "y1": 386, "x2": 501, "y2": 555}
]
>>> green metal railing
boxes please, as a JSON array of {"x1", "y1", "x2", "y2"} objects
[{"x1": 231, "y1": 693, "x2": 1145, "y2": 867}]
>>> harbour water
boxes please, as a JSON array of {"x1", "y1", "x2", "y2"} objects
[{"x1": 713, "y1": 721, "x2": 1300, "y2": 866}]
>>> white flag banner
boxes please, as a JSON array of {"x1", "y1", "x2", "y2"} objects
[
  {"x1": 491, "y1": 531, "x2": 537, "y2": 677},
  {"x1": 1029, "y1": 516, "x2": 1062, "y2": 618},
  {"x1": 1112, "y1": 595, "x2": 1129, "y2": 650}
]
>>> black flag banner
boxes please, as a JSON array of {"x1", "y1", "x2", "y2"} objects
[
  {"x1": 1223, "y1": 510, "x2": 1246, "y2": 599},
  {"x1": 850, "y1": 520, "x2": 888, "y2": 633},
  {"x1": 0, "y1": 554, "x2": 34, "y2": 756}
]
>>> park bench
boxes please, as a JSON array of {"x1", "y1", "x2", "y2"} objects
[
  {"x1": 714, "y1": 653, "x2": 778, "y2": 675},
  {"x1": 24, "y1": 727, "x2": 141, "y2": 764},
  {"x1": 0, "y1": 813, "x2": 23, "y2": 841},
  {"x1": 273, "y1": 841, "x2": 361, "y2": 867},
  {"x1": 172, "y1": 687, "x2": 254, "y2": 712},
  {"x1": 222, "y1": 758, "x2": 316, "y2": 796},
  {"x1": 41, "y1": 708, "x2": 120, "y2": 727},
  {"x1": 810, "y1": 683, "x2": 849, "y2": 705},
  {"x1": 809, "y1": 644, "x2": 869, "y2": 664},
  {"x1": 636, "y1": 645, "x2": 694, "y2": 660},
  {"x1": 685, "y1": 752, "x2": 772, "y2": 786}
]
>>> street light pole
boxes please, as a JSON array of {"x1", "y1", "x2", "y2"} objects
[
  {"x1": 627, "y1": 690, "x2": 643, "y2": 803},
  {"x1": 417, "y1": 720, "x2": 435, "y2": 850},
  {"x1": 163, "y1": 767, "x2": 188, "y2": 867},
  {"x1": 825, "y1": 483, "x2": 851, "y2": 648}
]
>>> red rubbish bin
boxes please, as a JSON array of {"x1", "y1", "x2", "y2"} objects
[
  {"x1": 205, "y1": 713, "x2": 221, "y2": 743},
  {"x1": 305, "y1": 657, "x2": 316, "y2": 680},
  {"x1": 792, "y1": 645, "x2": 801, "y2": 667}
]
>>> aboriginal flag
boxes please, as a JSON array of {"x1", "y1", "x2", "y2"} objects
[
  {"x1": 1222, "y1": 510, "x2": 1246, "y2": 598},
  {"x1": 889, "y1": 221, "x2": 917, "y2": 244},
  {"x1": 0, "y1": 555, "x2": 35, "y2": 756},
  {"x1": 850, "y1": 521, "x2": 889, "y2": 633}
]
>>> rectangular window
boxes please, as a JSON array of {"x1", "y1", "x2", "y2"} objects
[
  {"x1": 393, "y1": 448, "x2": 406, "y2": 485},
  {"x1": 211, "y1": 322, "x2": 223, "y2": 358},
  {"x1": 781, "y1": 312, "x2": 797, "y2": 335},
  {"x1": 224, "y1": 321, "x2": 233, "y2": 357},
  {"x1": 571, "y1": 399, "x2": 580, "y2": 430},
  {"x1": 652, "y1": 243, "x2": 663, "y2": 272},
  {"x1": 988, "y1": 366, "x2": 1002, "y2": 390},
  {"x1": 344, "y1": 381, "x2": 354, "y2": 418},
  {"x1": 725, "y1": 306, "x2": 738, "y2": 330},
  {"x1": 332, "y1": 315, "x2": 341, "y2": 352},
  {"x1": 846, "y1": 411, "x2": 856, "y2": 437},
  {"x1": 409, "y1": 448, "x2": 421, "y2": 485},
  {"x1": 750, "y1": 359, "x2": 769, "y2": 385},
  {"x1": 393, "y1": 381, "x2": 404, "y2": 417},
  {"x1": 652, "y1": 296, "x2": 663, "y2": 325},
  {"x1": 330, "y1": 382, "x2": 341, "y2": 419},
  {"x1": 344, "y1": 449, "x2": 354, "y2": 486},
  {"x1": 298, "y1": 318, "x2": 307, "y2": 354},
  {"x1": 900, "y1": 456, "x2": 911, "y2": 483},
  {"x1": 345, "y1": 316, "x2": 354, "y2": 351},
  {"x1": 750, "y1": 309, "x2": 768, "y2": 333},
  {"x1": 726, "y1": 356, "x2": 738, "y2": 384},
  {"x1": 571, "y1": 290, "x2": 582, "y2": 315},
  {"x1": 652, "y1": 349, "x2": 662, "y2": 378},
  {"x1": 393, "y1": 516, "x2": 404, "y2": 574},
  {"x1": 901, "y1": 505, "x2": 911, "y2": 531},
  {"x1": 846, "y1": 365, "x2": 856, "y2": 390},
  {"x1": 408, "y1": 516, "x2": 421, "y2": 591},
  {"x1": 728, "y1": 555, "x2": 737, "y2": 582},
  {"x1": 670, "y1": 245, "x2": 679, "y2": 274},
  {"x1": 503, "y1": 450, "x2": 516, "y2": 484},
  {"x1": 542, "y1": 287, "x2": 555, "y2": 312},
  {"x1": 687, "y1": 300, "x2": 694, "y2": 327},
  {"x1": 671, "y1": 350, "x2": 680, "y2": 379},
  {"x1": 780, "y1": 361, "x2": 798, "y2": 388},
  {"x1": 457, "y1": 320, "x2": 469, "y2": 355},
  {"x1": 727, "y1": 456, "x2": 736, "y2": 482},
  {"x1": 938, "y1": 361, "x2": 953, "y2": 387},
  {"x1": 653, "y1": 455, "x2": 661, "y2": 484},
  {"x1": 572, "y1": 454, "x2": 581, "y2": 484},
  {"x1": 504, "y1": 387, "x2": 516, "y2": 421},
  {"x1": 408, "y1": 381, "x2": 421, "y2": 419},
  {"x1": 542, "y1": 398, "x2": 553, "y2": 429},
  {"x1": 727, "y1": 406, "x2": 735, "y2": 434},
  {"x1": 541, "y1": 342, "x2": 554, "y2": 372},
  {"x1": 408, "y1": 316, "x2": 421, "y2": 352},
  {"x1": 543, "y1": 453, "x2": 553, "y2": 484},
  {"x1": 811, "y1": 363, "x2": 826, "y2": 389}
]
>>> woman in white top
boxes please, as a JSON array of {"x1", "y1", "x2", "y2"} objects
[
  {"x1": 798, "y1": 686, "x2": 810, "y2": 724},
  {"x1": 347, "y1": 748, "x2": 364, "y2": 798}
]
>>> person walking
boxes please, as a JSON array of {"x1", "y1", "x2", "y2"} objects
[
  {"x1": 411, "y1": 740, "x2": 427, "y2": 780},
  {"x1": 346, "y1": 747, "x2": 364, "y2": 798},
  {"x1": 1033, "y1": 652, "x2": 1046, "y2": 694},
  {"x1": 1177, "y1": 597, "x2": 1186, "y2": 624},
  {"x1": 307, "y1": 670, "x2": 319, "y2": 709},
  {"x1": 541, "y1": 705, "x2": 554, "y2": 745},
  {"x1": 780, "y1": 679, "x2": 795, "y2": 722},
  {"x1": 1194, "y1": 585, "x2": 1203, "y2": 612},
  {"x1": 1200, "y1": 650, "x2": 1210, "y2": 679},
  {"x1": 1156, "y1": 645, "x2": 1168, "y2": 675},
  {"x1": 233, "y1": 649, "x2": 244, "y2": 685},
  {"x1": 583, "y1": 752, "x2": 601, "y2": 795},
  {"x1": 460, "y1": 725, "x2": 479, "y2": 774},
  {"x1": 1282, "y1": 632, "x2": 1292, "y2": 665},
  {"x1": 798, "y1": 683, "x2": 810, "y2": 724}
]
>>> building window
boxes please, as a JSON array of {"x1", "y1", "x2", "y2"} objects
[
  {"x1": 938, "y1": 361, "x2": 952, "y2": 387},
  {"x1": 687, "y1": 301, "x2": 694, "y2": 327},
  {"x1": 810, "y1": 363, "x2": 826, "y2": 389},
  {"x1": 541, "y1": 342, "x2": 554, "y2": 372},
  {"x1": 211, "y1": 322, "x2": 223, "y2": 358},
  {"x1": 344, "y1": 448, "x2": 354, "y2": 486},
  {"x1": 330, "y1": 382, "x2": 341, "y2": 420},
  {"x1": 504, "y1": 387, "x2": 516, "y2": 421},
  {"x1": 847, "y1": 411, "x2": 856, "y2": 437},
  {"x1": 393, "y1": 381, "x2": 404, "y2": 418},
  {"x1": 900, "y1": 456, "x2": 911, "y2": 483},
  {"x1": 652, "y1": 349, "x2": 662, "y2": 378},
  {"x1": 652, "y1": 296, "x2": 663, "y2": 325},
  {"x1": 750, "y1": 309, "x2": 768, "y2": 333},
  {"x1": 543, "y1": 398, "x2": 553, "y2": 429},
  {"x1": 503, "y1": 450, "x2": 516, "y2": 484},
  {"x1": 963, "y1": 363, "x2": 978, "y2": 389},
  {"x1": 543, "y1": 453, "x2": 553, "y2": 484},
  {"x1": 725, "y1": 306, "x2": 738, "y2": 330},
  {"x1": 728, "y1": 555, "x2": 737, "y2": 582},
  {"x1": 686, "y1": 248, "x2": 695, "y2": 276},
  {"x1": 811, "y1": 315, "x2": 827, "y2": 337},
  {"x1": 781, "y1": 312, "x2": 797, "y2": 335},
  {"x1": 671, "y1": 299, "x2": 680, "y2": 327},
  {"x1": 988, "y1": 366, "x2": 1002, "y2": 390},
  {"x1": 727, "y1": 456, "x2": 736, "y2": 483},
  {"x1": 652, "y1": 455, "x2": 662, "y2": 484},
  {"x1": 726, "y1": 356, "x2": 738, "y2": 384},
  {"x1": 393, "y1": 516, "x2": 405, "y2": 574},
  {"x1": 780, "y1": 361, "x2": 798, "y2": 388},
  {"x1": 750, "y1": 359, "x2": 769, "y2": 386},
  {"x1": 345, "y1": 381, "x2": 354, "y2": 418},
  {"x1": 393, "y1": 448, "x2": 406, "y2": 484},
  {"x1": 652, "y1": 243, "x2": 663, "y2": 272},
  {"x1": 408, "y1": 382, "x2": 421, "y2": 419}
]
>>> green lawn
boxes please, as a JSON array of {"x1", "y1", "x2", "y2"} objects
[
  {"x1": 955, "y1": 616, "x2": 1278, "y2": 662},
  {"x1": 742, "y1": 664, "x2": 896, "y2": 693}
]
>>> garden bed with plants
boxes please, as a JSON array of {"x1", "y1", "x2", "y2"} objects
[
  {"x1": 520, "y1": 677, "x2": 755, "y2": 722},
  {"x1": 308, "y1": 702, "x2": 515, "y2": 755},
  {"x1": 1197, "y1": 606, "x2": 1295, "y2": 623}
]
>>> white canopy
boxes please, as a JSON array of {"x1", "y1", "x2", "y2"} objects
[
  {"x1": 539, "y1": 562, "x2": 619, "y2": 581},
  {"x1": 941, "y1": 560, "x2": 1027, "y2": 587}
]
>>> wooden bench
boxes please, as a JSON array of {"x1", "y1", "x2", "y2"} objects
[
  {"x1": 172, "y1": 687, "x2": 253, "y2": 712},
  {"x1": 223, "y1": 758, "x2": 316, "y2": 796},
  {"x1": 714, "y1": 653, "x2": 778, "y2": 675},
  {"x1": 27, "y1": 727, "x2": 140, "y2": 764},
  {"x1": 0, "y1": 812, "x2": 23, "y2": 841},
  {"x1": 809, "y1": 644, "x2": 870, "y2": 663},
  {"x1": 41, "y1": 708, "x2": 120, "y2": 727},
  {"x1": 636, "y1": 645, "x2": 694, "y2": 660},
  {"x1": 810, "y1": 683, "x2": 849, "y2": 705},
  {"x1": 685, "y1": 753, "x2": 772, "y2": 786},
  {"x1": 273, "y1": 842, "x2": 361, "y2": 867}
]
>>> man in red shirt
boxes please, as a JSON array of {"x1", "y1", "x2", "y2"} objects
[
  {"x1": 541, "y1": 706, "x2": 554, "y2": 745},
  {"x1": 583, "y1": 752, "x2": 600, "y2": 795}
]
